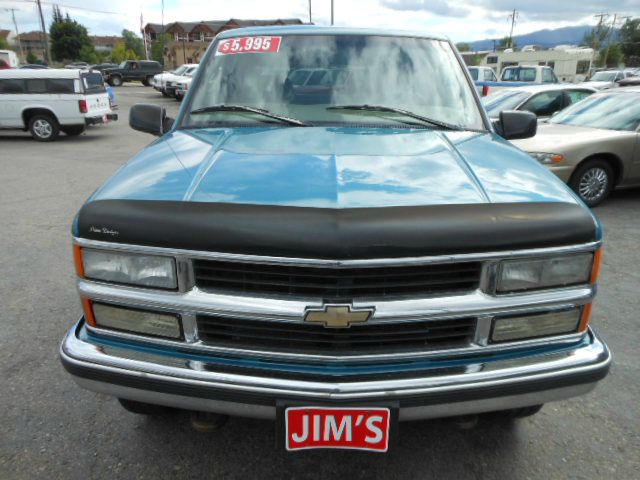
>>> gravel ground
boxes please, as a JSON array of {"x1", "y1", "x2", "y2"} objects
[{"x1": 1, "y1": 85, "x2": 638, "y2": 480}]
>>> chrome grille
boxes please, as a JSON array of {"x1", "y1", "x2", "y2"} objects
[
  {"x1": 196, "y1": 315, "x2": 476, "y2": 353},
  {"x1": 193, "y1": 260, "x2": 482, "y2": 300}
]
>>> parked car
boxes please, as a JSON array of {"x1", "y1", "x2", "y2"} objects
[
  {"x1": 583, "y1": 70, "x2": 626, "y2": 90},
  {"x1": 475, "y1": 65, "x2": 558, "y2": 97},
  {"x1": 512, "y1": 88, "x2": 640, "y2": 206},
  {"x1": 165, "y1": 64, "x2": 198, "y2": 97},
  {"x1": 151, "y1": 64, "x2": 197, "y2": 96},
  {"x1": 467, "y1": 66, "x2": 497, "y2": 82},
  {"x1": 0, "y1": 49, "x2": 19, "y2": 69},
  {"x1": 61, "y1": 27, "x2": 610, "y2": 451},
  {"x1": 20, "y1": 64, "x2": 49, "y2": 69},
  {"x1": 0, "y1": 68, "x2": 117, "y2": 141},
  {"x1": 482, "y1": 84, "x2": 596, "y2": 120},
  {"x1": 617, "y1": 76, "x2": 640, "y2": 87},
  {"x1": 65, "y1": 61, "x2": 90, "y2": 70},
  {"x1": 174, "y1": 73, "x2": 196, "y2": 100},
  {"x1": 90, "y1": 63, "x2": 118, "y2": 73},
  {"x1": 102, "y1": 60, "x2": 163, "y2": 87}
]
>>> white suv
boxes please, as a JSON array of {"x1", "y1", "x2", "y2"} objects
[{"x1": 0, "y1": 69, "x2": 117, "y2": 141}]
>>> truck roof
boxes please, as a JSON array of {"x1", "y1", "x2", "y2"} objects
[
  {"x1": 0, "y1": 68, "x2": 85, "y2": 79},
  {"x1": 216, "y1": 25, "x2": 448, "y2": 42}
]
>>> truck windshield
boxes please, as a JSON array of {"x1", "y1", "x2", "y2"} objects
[
  {"x1": 502, "y1": 67, "x2": 536, "y2": 82},
  {"x1": 181, "y1": 34, "x2": 485, "y2": 130}
]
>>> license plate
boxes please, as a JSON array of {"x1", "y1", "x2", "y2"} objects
[
  {"x1": 285, "y1": 407, "x2": 390, "y2": 452},
  {"x1": 102, "y1": 114, "x2": 108, "y2": 123}
]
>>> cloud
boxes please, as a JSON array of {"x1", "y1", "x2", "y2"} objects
[
  {"x1": 381, "y1": 0, "x2": 470, "y2": 18},
  {"x1": 477, "y1": 0, "x2": 638, "y2": 22}
]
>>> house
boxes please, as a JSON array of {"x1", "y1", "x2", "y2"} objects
[
  {"x1": 90, "y1": 35, "x2": 123, "y2": 54},
  {"x1": 16, "y1": 31, "x2": 48, "y2": 61},
  {"x1": 143, "y1": 18, "x2": 306, "y2": 68}
]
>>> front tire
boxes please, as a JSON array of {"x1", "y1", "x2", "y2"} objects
[
  {"x1": 29, "y1": 114, "x2": 59, "y2": 142},
  {"x1": 142, "y1": 76, "x2": 153, "y2": 87},
  {"x1": 109, "y1": 75, "x2": 123, "y2": 87},
  {"x1": 62, "y1": 125, "x2": 86, "y2": 136},
  {"x1": 569, "y1": 158, "x2": 614, "y2": 207}
]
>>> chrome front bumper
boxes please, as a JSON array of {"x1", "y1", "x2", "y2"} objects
[{"x1": 60, "y1": 320, "x2": 611, "y2": 421}]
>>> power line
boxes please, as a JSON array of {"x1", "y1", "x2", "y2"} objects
[{"x1": 6, "y1": 0, "x2": 126, "y2": 16}]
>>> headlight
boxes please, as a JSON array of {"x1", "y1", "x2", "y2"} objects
[
  {"x1": 529, "y1": 152, "x2": 564, "y2": 164},
  {"x1": 91, "y1": 303, "x2": 182, "y2": 339},
  {"x1": 497, "y1": 254, "x2": 593, "y2": 292},
  {"x1": 491, "y1": 308, "x2": 581, "y2": 342},
  {"x1": 80, "y1": 248, "x2": 177, "y2": 289}
]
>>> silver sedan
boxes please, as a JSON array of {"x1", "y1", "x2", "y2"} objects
[{"x1": 512, "y1": 87, "x2": 640, "y2": 206}]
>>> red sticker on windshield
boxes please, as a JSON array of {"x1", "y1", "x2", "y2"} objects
[{"x1": 216, "y1": 36, "x2": 282, "y2": 55}]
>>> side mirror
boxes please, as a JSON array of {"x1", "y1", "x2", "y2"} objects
[
  {"x1": 494, "y1": 110, "x2": 537, "y2": 140},
  {"x1": 129, "y1": 103, "x2": 174, "y2": 136}
]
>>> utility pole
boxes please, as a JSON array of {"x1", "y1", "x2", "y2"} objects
[
  {"x1": 8, "y1": 8, "x2": 25, "y2": 62},
  {"x1": 308, "y1": 0, "x2": 312, "y2": 24},
  {"x1": 507, "y1": 9, "x2": 518, "y2": 49},
  {"x1": 35, "y1": 0, "x2": 50, "y2": 64},
  {"x1": 331, "y1": 0, "x2": 334, "y2": 26},
  {"x1": 601, "y1": 13, "x2": 617, "y2": 67}
]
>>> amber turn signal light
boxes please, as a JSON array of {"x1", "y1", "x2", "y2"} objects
[
  {"x1": 590, "y1": 248, "x2": 602, "y2": 284},
  {"x1": 73, "y1": 244, "x2": 84, "y2": 278},
  {"x1": 81, "y1": 297, "x2": 96, "y2": 327}
]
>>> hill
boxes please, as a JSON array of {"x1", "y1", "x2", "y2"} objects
[{"x1": 467, "y1": 25, "x2": 618, "y2": 51}]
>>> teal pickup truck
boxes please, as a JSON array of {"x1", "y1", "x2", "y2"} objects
[{"x1": 61, "y1": 26, "x2": 610, "y2": 452}]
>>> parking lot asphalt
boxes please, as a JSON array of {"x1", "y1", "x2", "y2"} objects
[{"x1": 1, "y1": 85, "x2": 638, "y2": 480}]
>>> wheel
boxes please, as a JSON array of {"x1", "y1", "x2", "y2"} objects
[
  {"x1": 142, "y1": 76, "x2": 153, "y2": 87},
  {"x1": 28, "y1": 114, "x2": 59, "y2": 142},
  {"x1": 62, "y1": 125, "x2": 86, "y2": 136},
  {"x1": 118, "y1": 398, "x2": 174, "y2": 415},
  {"x1": 161, "y1": 90, "x2": 169, "y2": 97},
  {"x1": 109, "y1": 75, "x2": 123, "y2": 87},
  {"x1": 569, "y1": 158, "x2": 614, "y2": 207}
]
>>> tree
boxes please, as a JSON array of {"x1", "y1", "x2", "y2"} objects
[
  {"x1": 619, "y1": 17, "x2": 640, "y2": 65},
  {"x1": 26, "y1": 51, "x2": 38, "y2": 64},
  {"x1": 584, "y1": 21, "x2": 611, "y2": 53},
  {"x1": 79, "y1": 44, "x2": 99, "y2": 64},
  {"x1": 110, "y1": 41, "x2": 137, "y2": 63},
  {"x1": 498, "y1": 36, "x2": 516, "y2": 50},
  {"x1": 122, "y1": 29, "x2": 145, "y2": 59},
  {"x1": 456, "y1": 42, "x2": 471, "y2": 52},
  {"x1": 0, "y1": 36, "x2": 9, "y2": 50},
  {"x1": 600, "y1": 43, "x2": 623, "y2": 67},
  {"x1": 151, "y1": 33, "x2": 172, "y2": 64},
  {"x1": 49, "y1": 6, "x2": 94, "y2": 61}
]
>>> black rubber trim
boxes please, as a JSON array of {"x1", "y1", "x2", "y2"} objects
[
  {"x1": 77, "y1": 200, "x2": 596, "y2": 259},
  {"x1": 61, "y1": 350, "x2": 609, "y2": 408}
]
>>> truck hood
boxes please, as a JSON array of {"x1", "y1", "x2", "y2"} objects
[{"x1": 91, "y1": 126, "x2": 577, "y2": 208}]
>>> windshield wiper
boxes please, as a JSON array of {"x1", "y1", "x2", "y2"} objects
[
  {"x1": 326, "y1": 105, "x2": 462, "y2": 130},
  {"x1": 189, "y1": 104, "x2": 309, "y2": 126}
]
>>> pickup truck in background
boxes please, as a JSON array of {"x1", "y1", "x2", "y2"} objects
[
  {"x1": 102, "y1": 60, "x2": 163, "y2": 87},
  {"x1": 475, "y1": 65, "x2": 559, "y2": 97}
]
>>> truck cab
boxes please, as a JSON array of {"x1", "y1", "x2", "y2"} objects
[
  {"x1": 102, "y1": 60, "x2": 163, "y2": 87},
  {"x1": 61, "y1": 27, "x2": 610, "y2": 451}
]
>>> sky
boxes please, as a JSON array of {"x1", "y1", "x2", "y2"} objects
[{"x1": 1, "y1": 0, "x2": 637, "y2": 42}]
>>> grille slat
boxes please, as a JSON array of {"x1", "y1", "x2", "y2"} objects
[
  {"x1": 196, "y1": 315, "x2": 476, "y2": 353},
  {"x1": 193, "y1": 259, "x2": 482, "y2": 299}
]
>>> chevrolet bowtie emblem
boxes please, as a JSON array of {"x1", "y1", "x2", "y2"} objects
[{"x1": 304, "y1": 304, "x2": 374, "y2": 328}]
